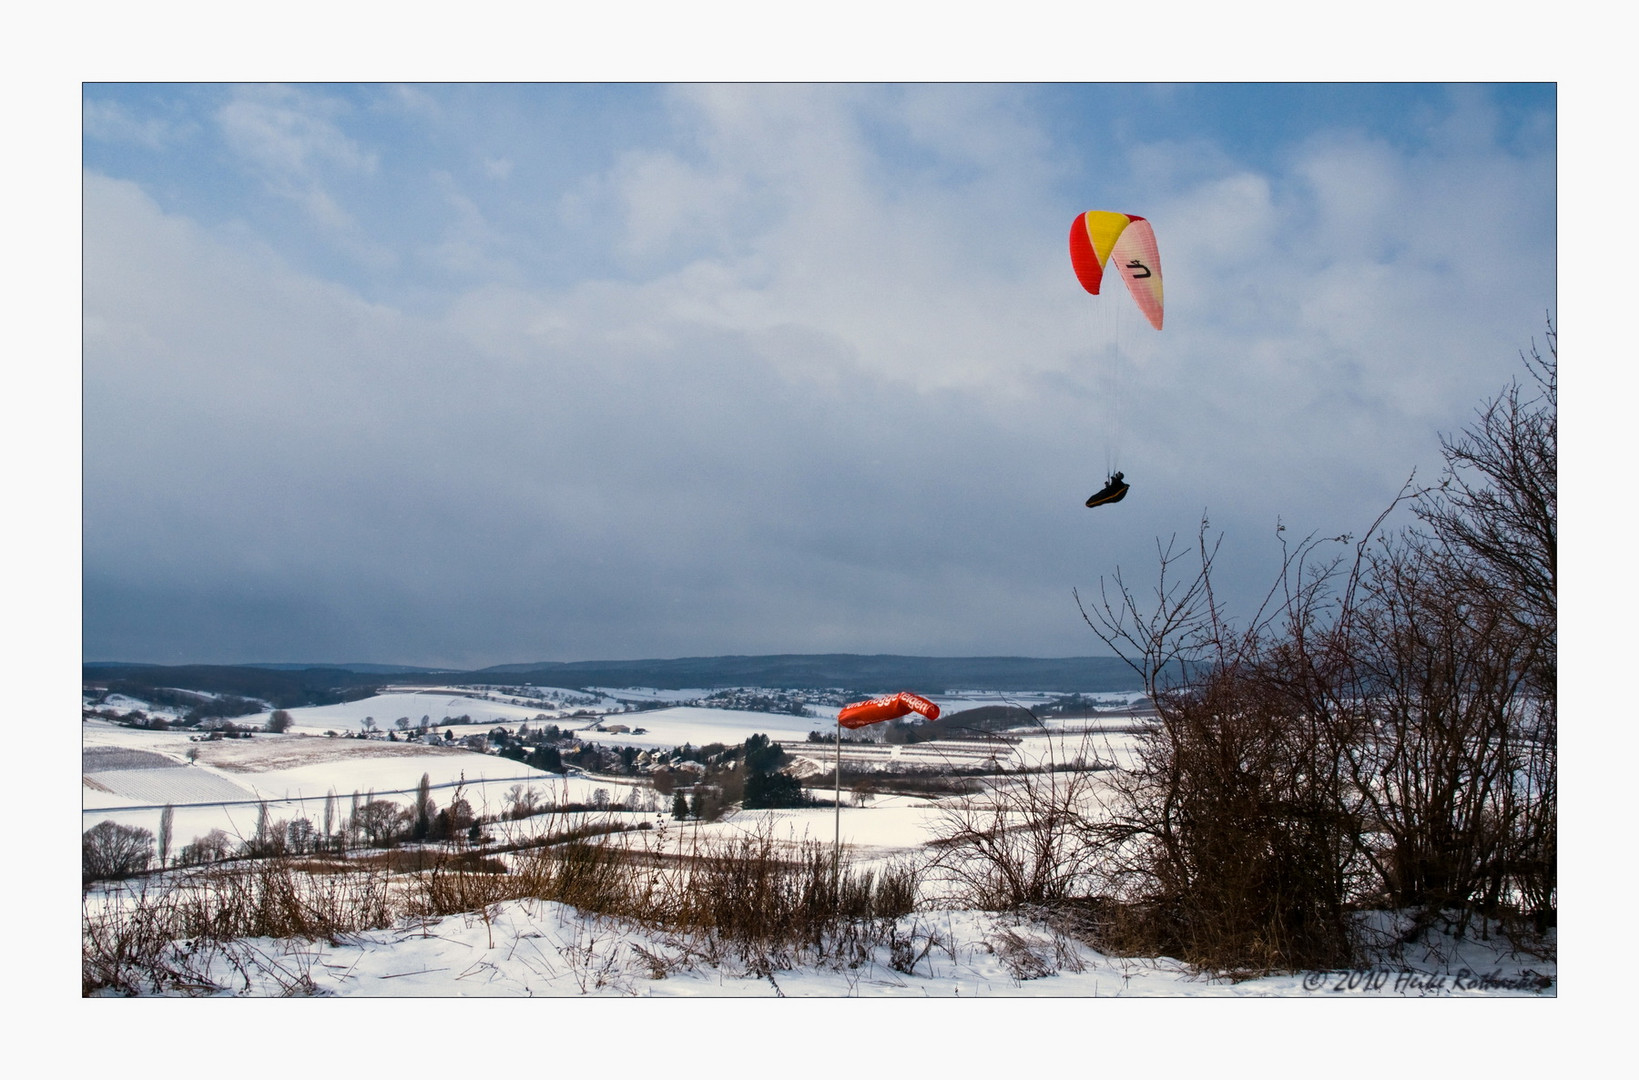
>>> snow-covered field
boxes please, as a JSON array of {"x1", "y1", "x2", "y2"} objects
[
  {"x1": 270, "y1": 688, "x2": 618, "y2": 735},
  {"x1": 81, "y1": 693, "x2": 1145, "y2": 854},
  {"x1": 82, "y1": 688, "x2": 1556, "y2": 1000},
  {"x1": 91, "y1": 895, "x2": 1554, "y2": 999},
  {"x1": 251, "y1": 687, "x2": 1150, "y2": 739},
  {"x1": 81, "y1": 709, "x2": 966, "y2": 860},
  {"x1": 579, "y1": 705, "x2": 835, "y2": 747}
]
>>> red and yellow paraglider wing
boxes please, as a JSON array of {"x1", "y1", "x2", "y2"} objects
[
  {"x1": 1068, "y1": 210, "x2": 1135, "y2": 295},
  {"x1": 1069, "y1": 210, "x2": 1164, "y2": 330},
  {"x1": 1110, "y1": 216, "x2": 1164, "y2": 330}
]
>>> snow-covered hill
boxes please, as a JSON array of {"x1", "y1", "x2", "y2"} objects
[{"x1": 82, "y1": 688, "x2": 1555, "y2": 998}]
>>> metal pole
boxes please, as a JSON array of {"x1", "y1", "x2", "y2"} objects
[{"x1": 834, "y1": 717, "x2": 842, "y2": 905}]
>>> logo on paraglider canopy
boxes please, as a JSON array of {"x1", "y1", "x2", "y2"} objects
[{"x1": 1125, "y1": 259, "x2": 1151, "y2": 279}]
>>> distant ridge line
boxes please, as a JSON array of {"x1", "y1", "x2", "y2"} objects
[
  {"x1": 477, "y1": 654, "x2": 1141, "y2": 692},
  {"x1": 86, "y1": 654, "x2": 1145, "y2": 694}
]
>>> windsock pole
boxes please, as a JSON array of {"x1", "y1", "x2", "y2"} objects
[
  {"x1": 830, "y1": 692, "x2": 940, "y2": 916},
  {"x1": 834, "y1": 717, "x2": 843, "y2": 907}
]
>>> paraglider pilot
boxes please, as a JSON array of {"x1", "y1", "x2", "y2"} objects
[{"x1": 1086, "y1": 471, "x2": 1129, "y2": 508}]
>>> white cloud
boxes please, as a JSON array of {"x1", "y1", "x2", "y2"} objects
[
  {"x1": 419, "y1": 171, "x2": 522, "y2": 281},
  {"x1": 81, "y1": 86, "x2": 1556, "y2": 665},
  {"x1": 83, "y1": 97, "x2": 189, "y2": 149},
  {"x1": 217, "y1": 83, "x2": 376, "y2": 181},
  {"x1": 569, "y1": 86, "x2": 1080, "y2": 395},
  {"x1": 213, "y1": 84, "x2": 393, "y2": 267}
]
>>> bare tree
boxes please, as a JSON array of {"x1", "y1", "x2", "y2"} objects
[
  {"x1": 356, "y1": 800, "x2": 410, "y2": 847},
  {"x1": 157, "y1": 804, "x2": 174, "y2": 870},
  {"x1": 1415, "y1": 320, "x2": 1555, "y2": 677},
  {"x1": 178, "y1": 828, "x2": 233, "y2": 866},
  {"x1": 1336, "y1": 536, "x2": 1548, "y2": 920},
  {"x1": 505, "y1": 783, "x2": 541, "y2": 820},
  {"x1": 286, "y1": 817, "x2": 316, "y2": 854},
  {"x1": 414, "y1": 773, "x2": 435, "y2": 840},
  {"x1": 246, "y1": 801, "x2": 285, "y2": 858},
  {"x1": 83, "y1": 821, "x2": 153, "y2": 883}
]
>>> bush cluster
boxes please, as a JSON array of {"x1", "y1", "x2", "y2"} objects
[{"x1": 1067, "y1": 329, "x2": 1558, "y2": 972}]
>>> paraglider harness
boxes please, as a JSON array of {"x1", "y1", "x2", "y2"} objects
[{"x1": 1085, "y1": 471, "x2": 1129, "y2": 508}]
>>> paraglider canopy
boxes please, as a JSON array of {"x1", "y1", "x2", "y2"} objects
[{"x1": 1069, "y1": 211, "x2": 1164, "y2": 331}]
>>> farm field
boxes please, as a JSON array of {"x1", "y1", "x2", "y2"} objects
[{"x1": 83, "y1": 687, "x2": 1150, "y2": 857}]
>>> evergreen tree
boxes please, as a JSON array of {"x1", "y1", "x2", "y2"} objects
[
  {"x1": 744, "y1": 770, "x2": 806, "y2": 810},
  {"x1": 742, "y1": 733, "x2": 786, "y2": 775}
]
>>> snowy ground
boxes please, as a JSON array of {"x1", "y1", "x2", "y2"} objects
[
  {"x1": 578, "y1": 705, "x2": 836, "y2": 747},
  {"x1": 81, "y1": 704, "x2": 1142, "y2": 857},
  {"x1": 267, "y1": 687, "x2": 619, "y2": 735},
  {"x1": 82, "y1": 717, "x2": 576, "y2": 844},
  {"x1": 84, "y1": 891, "x2": 1555, "y2": 999},
  {"x1": 81, "y1": 711, "x2": 966, "y2": 863},
  {"x1": 82, "y1": 689, "x2": 1557, "y2": 1001}
]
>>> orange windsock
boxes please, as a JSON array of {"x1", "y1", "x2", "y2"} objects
[{"x1": 837, "y1": 691, "x2": 941, "y2": 729}]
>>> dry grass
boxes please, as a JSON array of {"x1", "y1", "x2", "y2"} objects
[
  {"x1": 83, "y1": 816, "x2": 925, "y2": 994},
  {"x1": 82, "y1": 857, "x2": 400, "y2": 995}
]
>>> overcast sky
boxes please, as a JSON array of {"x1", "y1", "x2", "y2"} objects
[{"x1": 79, "y1": 82, "x2": 1556, "y2": 668}]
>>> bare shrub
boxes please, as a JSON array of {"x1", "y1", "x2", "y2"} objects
[
  {"x1": 178, "y1": 829, "x2": 233, "y2": 867},
  {"x1": 507, "y1": 819, "x2": 923, "y2": 969},
  {"x1": 1336, "y1": 537, "x2": 1549, "y2": 924},
  {"x1": 82, "y1": 882, "x2": 207, "y2": 996},
  {"x1": 1398, "y1": 322, "x2": 1556, "y2": 928},
  {"x1": 82, "y1": 855, "x2": 401, "y2": 994},
  {"x1": 925, "y1": 732, "x2": 1107, "y2": 910},
  {"x1": 991, "y1": 925, "x2": 1058, "y2": 981},
  {"x1": 83, "y1": 821, "x2": 154, "y2": 884},
  {"x1": 85, "y1": 808, "x2": 927, "y2": 993},
  {"x1": 410, "y1": 851, "x2": 513, "y2": 918},
  {"x1": 1067, "y1": 326, "x2": 1557, "y2": 970},
  {"x1": 872, "y1": 858, "x2": 920, "y2": 920}
]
